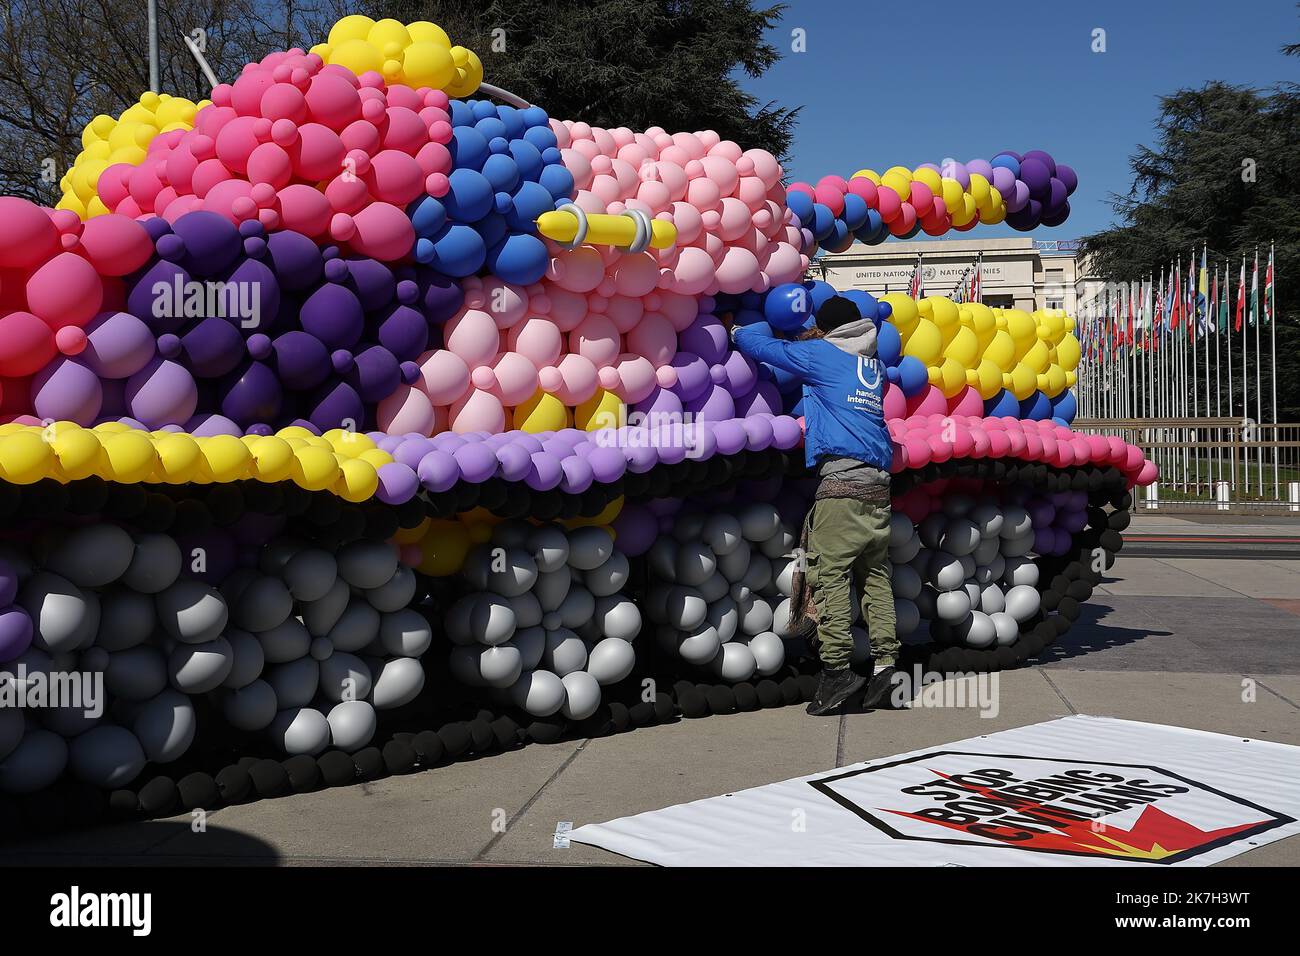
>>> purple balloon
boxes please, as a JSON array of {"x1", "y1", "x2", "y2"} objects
[
  {"x1": 306, "y1": 380, "x2": 363, "y2": 430},
  {"x1": 525, "y1": 450, "x2": 562, "y2": 490},
  {"x1": 559, "y1": 453, "x2": 593, "y2": 493},
  {"x1": 770, "y1": 415, "x2": 803, "y2": 449},
  {"x1": 632, "y1": 386, "x2": 683, "y2": 420},
  {"x1": 220, "y1": 360, "x2": 282, "y2": 425},
  {"x1": 82, "y1": 311, "x2": 156, "y2": 379},
  {"x1": 494, "y1": 441, "x2": 532, "y2": 481},
  {"x1": 265, "y1": 230, "x2": 324, "y2": 290},
  {"x1": 0, "y1": 560, "x2": 16, "y2": 605},
  {"x1": 678, "y1": 314, "x2": 729, "y2": 365},
  {"x1": 271, "y1": 331, "x2": 330, "y2": 390},
  {"x1": 1021, "y1": 150, "x2": 1057, "y2": 177},
  {"x1": 734, "y1": 381, "x2": 782, "y2": 417},
  {"x1": 1055, "y1": 163, "x2": 1078, "y2": 196},
  {"x1": 684, "y1": 384, "x2": 736, "y2": 422},
  {"x1": 184, "y1": 413, "x2": 241, "y2": 436},
  {"x1": 126, "y1": 259, "x2": 192, "y2": 333},
  {"x1": 452, "y1": 441, "x2": 498, "y2": 483},
  {"x1": 0, "y1": 606, "x2": 33, "y2": 663},
  {"x1": 586, "y1": 444, "x2": 626, "y2": 483},
  {"x1": 1019, "y1": 158, "x2": 1051, "y2": 199},
  {"x1": 713, "y1": 420, "x2": 747, "y2": 456},
  {"x1": 300, "y1": 282, "x2": 364, "y2": 349},
  {"x1": 376, "y1": 462, "x2": 418, "y2": 503},
  {"x1": 668, "y1": 350, "x2": 711, "y2": 403},
  {"x1": 376, "y1": 304, "x2": 430, "y2": 361},
  {"x1": 32, "y1": 358, "x2": 102, "y2": 424},
  {"x1": 742, "y1": 415, "x2": 774, "y2": 451},
  {"x1": 610, "y1": 503, "x2": 657, "y2": 556},
  {"x1": 171, "y1": 210, "x2": 242, "y2": 276},
  {"x1": 417, "y1": 449, "x2": 460, "y2": 491},
  {"x1": 124, "y1": 357, "x2": 197, "y2": 428},
  {"x1": 181, "y1": 316, "x2": 245, "y2": 378},
  {"x1": 624, "y1": 440, "x2": 656, "y2": 473}
]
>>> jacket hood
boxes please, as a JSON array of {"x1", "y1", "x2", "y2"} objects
[{"x1": 824, "y1": 318, "x2": 878, "y2": 359}]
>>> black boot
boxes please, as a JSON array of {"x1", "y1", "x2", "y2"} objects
[
  {"x1": 806, "y1": 667, "x2": 867, "y2": 716},
  {"x1": 861, "y1": 665, "x2": 900, "y2": 711}
]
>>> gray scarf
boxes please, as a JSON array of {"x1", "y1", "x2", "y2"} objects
[{"x1": 823, "y1": 318, "x2": 878, "y2": 358}]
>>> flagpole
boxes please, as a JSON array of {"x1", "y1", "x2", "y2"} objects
[
  {"x1": 1269, "y1": 241, "x2": 1278, "y2": 499},
  {"x1": 1241, "y1": 254, "x2": 1248, "y2": 494},
  {"x1": 1254, "y1": 247, "x2": 1262, "y2": 496}
]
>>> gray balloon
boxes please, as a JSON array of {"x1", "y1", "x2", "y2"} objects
[
  {"x1": 318, "y1": 651, "x2": 372, "y2": 703},
  {"x1": 282, "y1": 548, "x2": 338, "y2": 603},
  {"x1": 513, "y1": 626, "x2": 546, "y2": 670},
  {"x1": 221, "y1": 680, "x2": 277, "y2": 731},
  {"x1": 445, "y1": 593, "x2": 515, "y2": 646},
  {"x1": 738, "y1": 502, "x2": 781, "y2": 542},
  {"x1": 557, "y1": 585, "x2": 594, "y2": 630},
  {"x1": 674, "y1": 541, "x2": 716, "y2": 587},
  {"x1": 748, "y1": 630, "x2": 785, "y2": 675},
  {"x1": 567, "y1": 527, "x2": 614, "y2": 571},
  {"x1": 532, "y1": 566, "x2": 571, "y2": 612},
  {"x1": 490, "y1": 519, "x2": 533, "y2": 550},
  {"x1": 486, "y1": 549, "x2": 539, "y2": 597},
  {"x1": 709, "y1": 641, "x2": 756, "y2": 682},
  {"x1": 697, "y1": 570, "x2": 730, "y2": 604},
  {"x1": 714, "y1": 539, "x2": 752, "y2": 582},
  {"x1": 526, "y1": 526, "x2": 570, "y2": 572},
  {"x1": 759, "y1": 529, "x2": 796, "y2": 560},
  {"x1": 739, "y1": 553, "x2": 773, "y2": 593},
  {"x1": 560, "y1": 671, "x2": 601, "y2": 720},
  {"x1": 0, "y1": 729, "x2": 67, "y2": 794},
  {"x1": 665, "y1": 586, "x2": 708, "y2": 631},
  {"x1": 379, "y1": 608, "x2": 432, "y2": 658},
  {"x1": 258, "y1": 617, "x2": 311, "y2": 663},
  {"x1": 218, "y1": 566, "x2": 259, "y2": 608},
  {"x1": 70, "y1": 724, "x2": 146, "y2": 788},
  {"x1": 309, "y1": 636, "x2": 333, "y2": 661},
  {"x1": 258, "y1": 536, "x2": 307, "y2": 576},
  {"x1": 168, "y1": 636, "x2": 234, "y2": 693},
  {"x1": 20, "y1": 571, "x2": 90, "y2": 655},
  {"x1": 95, "y1": 587, "x2": 156, "y2": 652},
  {"x1": 121, "y1": 533, "x2": 182, "y2": 594},
  {"x1": 0, "y1": 707, "x2": 23, "y2": 762},
  {"x1": 133, "y1": 689, "x2": 196, "y2": 763},
  {"x1": 507, "y1": 591, "x2": 542, "y2": 629},
  {"x1": 703, "y1": 513, "x2": 744, "y2": 556},
  {"x1": 647, "y1": 537, "x2": 677, "y2": 581},
  {"x1": 586, "y1": 637, "x2": 635, "y2": 685},
  {"x1": 69, "y1": 588, "x2": 101, "y2": 652},
  {"x1": 337, "y1": 540, "x2": 398, "y2": 590},
  {"x1": 104, "y1": 646, "x2": 168, "y2": 701},
  {"x1": 594, "y1": 596, "x2": 640, "y2": 642},
  {"x1": 155, "y1": 579, "x2": 228, "y2": 644},
  {"x1": 232, "y1": 575, "x2": 293, "y2": 632},
  {"x1": 222, "y1": 629, "x2": 265, "y2": 689},
  {"x1": 585, "y1": 551, "x2": 630, "y2": 597},
  {"x1": 301, "y1": 576, "x2": 350, "y2": 636},
  {"x1": 705, "y1": 595, "x2": 739, "y2": 642},
  {"x1": 326, "y1": 699, "x2": 376, "y2": 752},
  {"x1": 368, "y1": 657, "x2": 424, "y2": 709},
  {"x1": 738, "y1": 595, "x2": 773, "y2": 635},
  {"x1": 939, "y1": 518, "x2": 981, "y2": 557},
  {"x1": 327, "y1": 601, "x2": 381, "y2": 653},
  {"x1": 365, "y1": 565, "x2": 417, "y2": 613},
  {"x1": 270, "y1": 707, "x2": 331, "y2": 756},
  {"x1": 477, "y1": 644, "x2": 523, "y2": 688},
  {"x1": 676, "y1": 625, "x2": 720, "y2": 665},
  {"x1": 38, "y1": 701, "x2": 103, "y2": 739},
  {"x1": 47, "y1": 524, "x2": 135, "y2": 588},
  {"x1": 266, "y1": 657, "x2": 319, "y2": 709}
]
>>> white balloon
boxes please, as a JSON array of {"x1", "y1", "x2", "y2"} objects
[
  {"x1": 979, "y1": 583, "x2": 1006, "y2": 615},
  {"x1": 748, "y1": 630, "x2": 784, "y2": 675},
  {"x1": 772, "y1": 556, "x2": 796, "y2": 597},
  {"x1": 486, "y1": 548, "x2": 538, "y2": 597},
  {"x1": 1004, "y1": 584, "x2": 1041, "y2": 622},
  {"x1": 270, "y1": 707, "x2": 331, "y2": 756},
  {"x1": 935, "y1": 589, "x2": 972, "y2": 622},
  {"x1": 739, "y1": 553, "x2": 773, "y2": 593},
  {"x1": 697, "y1": 571, "x2": 730, "y2": 603},
  {"x1": 715, "y1": 539, "x2": 752, "y2": 582},
  {"x1": 587, "y1": 638, "x2": 636, "y2": 685},
  {"x1": 929, "y1": 555, "x2": 966, "y2": 592},
  {"x1": 963, "y1": 581, "x2": 982, "y2": 611},
  {"x1": 593, "y1": 596, "x2": 641, "y2": 642},
  {"x1": 477, "y1": 644, "x2": 523, "y2": 688},
  {"x1": 674, "y1": 541, "x2": 716, "y2": 586},
  {"x1": 168, "y1": 636, "x2": 233, "y2": 693},
  {"x1": 446, "y1": 593, "x2": 516, "y2": 646},
  {"x1": 232, "y1": 575, "x2": 292, "y2": 634},
  {"x1": 771, "y1": 596, "x2": 795, "y2": 638},
  {"x1": 21, "y1": 572, "x2": 91, "y2": 655},
  {"x1": 705, "y1": 595, "x2": 739, "y2": 643},
  {"x1": 327, "y1": 700, "x2": 376, "y2": 752},
  {"x1": 972, "y1": 535, "x2": 1001, "y2": 566},
  {"x1": 676, "y1": 625, "x2": 721, "y2": 665},
  {"x1": 1003, "y1": 556, "x2": 1039, "y2": 588},
  {"x1": 991, "y1": 611, "x2": 1019, "y2": 646},
  {"x1": 509, "y1": 669, "x2": 566, "y2": 716},
  {"x1": 557, "y1": 585, "x2": 595, "y2": 630},
  {"x1": 133, "y1": 688, "x2": 196, "y2": 763},
  {"x1": 738, "y1": 594, "x2": 774, "y2": 635},
  {"x1": 958, "y1": 610, "x2": 997, "y2": 648},
  {"x1": 379, "y1": 608, "x2": 433, "y2": 658},
  {"x1": 155, "y1": 579, "x2": 228, "y2": 645},
  {"x1": 319, "y1": 651, "x2": 372, "y2": 702},
  {"x1": 709, "y1": 641, "x2": 756, "y2": 682},
  {"x1": 122, "y1": 533, "x2": 182, "y2": 594},
  {"x1": 560, "y1": 671, "x2": 601, "y2": 720},
  {"x1": 665, "y1": 586, "x2": 707, "y2": 631},
  {"x1": 759, "y1": 529, "x2": 797, "y2": 560},
  {"x1": 542, "y1": 628, "x2": 587, "y2": 676},
  {"x1": 369, "y1": 657, "x2": 424, "y2": 708}
]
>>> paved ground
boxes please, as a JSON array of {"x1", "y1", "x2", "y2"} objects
[{"x1": 2, "y1": 514, "x2": 1297, "y2": 867}]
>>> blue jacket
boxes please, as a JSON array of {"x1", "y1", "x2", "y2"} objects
[{"x1": 733, "y1": 325, "x2": 893, "y2": 472}]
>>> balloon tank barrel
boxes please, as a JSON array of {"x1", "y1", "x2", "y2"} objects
[{"x1": 535, "y1": 210, "x2": 677, "y2": 250}]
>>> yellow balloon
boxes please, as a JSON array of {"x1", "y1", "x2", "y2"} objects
[
  {"x1": 576, "y1": 389, "x2": 624, "y2": 431},
  {"x1": 902, "y1": 318, "x2": 942, "y2": 366},
  {"x1": 881, "y1": 170, "x2": 911, "y2": 201},
  {"x1": 247, "y1": 435, "x2": 295, "y2": 482},
  {"x1": 1003, "y1": 310, "x2": 1037, "y2": 357},
  {"x1": 445, "y1": 47, "x2": 483, "y2": 97},
  {"x1": 1006, "y1": 363, "x2": 1038, "y2": 400},
  {"x1": 514, "y1": 390, "x2": 570, "y2": 432},
  {"x1": 939, "y1": 178, "x2": 964, "y2": 211},
  {"x1": 0, "y1": 431, "x2": 53, "y2": 484},
  {"x1": 101, "y1": 431, "x2": 157, "y2": 483},
  {"x1": 200, "y1": 435, "x2": 251, "y2": 482},
  {"x1": 154, "y1": 432, "x2": 202, "y2": 483},
  {"x1": 367, "y1": 17, "x2": 411, "y2": 51},
  {"x1": 393, "y1": 515, "x2": 431, "y2": 545},
  {"x1": 1065, "y1": 370, "x2": 1077, "y2": 388},
  {"x1": 1042, "y1": 364, "x2": 1067, "y2": 397},
  {"x1": 912, "y1": 167, "x2": 941, "y2": 194},
  {"x1": 971, "y1": 358, "x2": 1005, "y2": 400},
  {"x1": 964, "y1": 302, "x2": 997, "y2": 349},
  {"x1": 358, "y1": 448, "x2": 394, "y2": 470},
  {"x1": 968, "y1": 172, "x2": 992, "y2": 210},
  {"x1": 564, "y1": 496, "x2": 624, "y2": 529},
  {"x1": 330, "y1": 38, "x2": 385, "y2": 76},
  {"x1": 935, "y1": 358, "x2": 967, "y2": 398},
  {"x1": 951, "y1": 193, "x2": 978, "y2": 227},
  {"x1": 1056, "y1": 333, "x2": 1081, "y2": 372},
  {"x1": 51, "y1": 426, "x2": 103, "y2": 480},
  {"x1": 402, "y1": 41, "x2": 455, "y2": 89},
  {"x1": 1022, "y1": 339, "x2": 1050, "y2": 374},
  {"x1": 943, "y1": 325, "x2": 979, "y2": 367},
  {"x1": 293, "y1": 446, "x2": 340, "y2": 491},
  {"x1": 417, "y1": 520, "x2": 470, "y2": 576},
  {"x1": 880, "y1": 293, "x2": 919, "y2": 337},
  {"x1": 408, "y1": 21, "x2": 452, "y2": 47},
  {"x1": 336, "y1": 457, "x2": 378, "y2": 502},
  {"x1": 928, "y1": 296, "x2": 960, "y2": 340},
  {"x1": 324, "y1": 428, "x2": 376, "y2": 458},
  {"x1": 328, "y1": 14, "x2": 375, "y2": 45},
  {"x1": 851, "y1": 169, "x2": 881, "y2": 185}
]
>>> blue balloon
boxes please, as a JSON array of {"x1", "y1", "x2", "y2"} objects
[
  {"x1": 409, "y1": 195, "x2": 446, "y2": 237},
  {"x1": 504, "y1": 180, "x2": 553, "y2": 231},
  {"x1": 886, "y1": 365, "x2": 901, "y2": 384},
  {"x1": 763, "y1": 283, "x2": 812, "y2": 333},
  {"x1": 522, "y1": 125, "x2": 558, "y2": 152},
  {"x1": 539, "y1": 163, "x2": 575, "y2": 201},
  {"x1": 481, "y1": 153, "x2": 520, "y2": 192},
  {"x1": 822, "y1": 220, "x2": 853, "y2": 253},
  {"x1": 520, "y1": 106, "x2": 550, "y2": 129},
  {"x1": 470, "y1": 99, "x2": 499, "y2": 121},
  {"x1": 786, "y1": 191, "x2": 814, "y2": 227},
  {"x1": 443, "y1": 168, "x2": 494, "y2": 222},
  {"x1": 806, "y1": 280, "x2": 837, "y2": 311},
  {"x1": 416, "y1": 224, "x2": 485, "y2": 277},
  {"x1": 811, "y1": 203, "x2": 835, "y2": 240},
  {"x1": 877, "y1": 300, "x2": 892, "y2": 322},
  {"x1": 841, "y1": 193, "x2": 869, "y2": 231},
  {"x1": 487, "y1": 233, "x2": 548, "y2": 285},
  {"x1": 1051, "y1": 417, "x2": 1070, "y2": 428},
  {"x1": 734, "y1": 309, "x2": 765, "y2": 327},
  {"x1": 1050, "y1": 389, "x2": 1077, "y2": 423},
  {"x1": 449, "y1": 100, "x2": 475, "y2": 127},
  {"x1": 449, "y1": 126, "x2": 490, "y2": 170},
  {"x1": 1020, "y1": 391, "x2": 1053, "y2": 421},
  {"x1": 984, "y1": 389, "x2": 1020, "y2": 418},
  {"x1": 896, "y1": 355, "x2": 928, "y2": 396},
  {"x1": 508, "y1": 140, "x2": 544, "y2": 182},
  {"x1": 790, "y1": 395, "x2": 806, "y2": 417},
  {"x1": 990, "y1": 153, "x2": 1021, "y2": 177},
  {"x1": 876, "y1": 319, "x2": 902, "y2": 366}
]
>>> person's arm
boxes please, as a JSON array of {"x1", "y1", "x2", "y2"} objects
[{"x1": 732, "y1": 326, "x2": 827, "y2": 385}]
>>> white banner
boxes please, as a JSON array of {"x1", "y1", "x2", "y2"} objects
[{"x1": 570, "y1": 716, "x2": 1300, "y2": 866}]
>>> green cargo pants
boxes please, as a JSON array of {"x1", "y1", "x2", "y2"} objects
[{"x1": 804, "y1": 497, "x2": 897, "y2": 670}]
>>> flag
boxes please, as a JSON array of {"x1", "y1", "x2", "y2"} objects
[
  {"x1": 1197, "y1": 246, "x2": 1208, "y2": 334},
  {"x1": 1126, "y1": 283, "x2": 1134, "y2": 346},
  {"x1": 1218, "y1": 262, "x2": 1229, "y2": 332},
  {"x1": 1264, "y1": 247, "x2": 1274, "y2": 325},
  {"x1": 971, "y1": 254, "x2": 982, "y2": 303},
  {"x1": 908, "y1": 254, "x2": 924, "y2": 299},
  {"x1": 1249, "y1": 253, "x2": 1259, "y2": 327},
  {"x1": 1235, "y1": 257, "x2": 1246, "y2": 331}
]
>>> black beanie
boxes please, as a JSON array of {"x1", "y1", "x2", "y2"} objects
[{"x1": 814, "y1": 295, "x2": 863, "y2": 333}]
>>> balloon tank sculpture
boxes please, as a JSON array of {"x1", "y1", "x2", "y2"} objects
[{"x1": 0, "y1": 15, "x2": 1155, "y2": 830}]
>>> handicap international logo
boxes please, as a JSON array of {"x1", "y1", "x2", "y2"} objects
[
  {"x1": 808, "y1": 752, "x2": 1293, "y2": 863},
  {"x1": 856, "y1": 356, "x2": 881, "y2": 390}
]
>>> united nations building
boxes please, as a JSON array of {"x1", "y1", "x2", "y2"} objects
[{"x1": 812, "y1": 237, "x2": 1100, "y2": 314}]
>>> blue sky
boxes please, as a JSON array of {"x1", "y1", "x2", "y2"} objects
[{"x1": 739, "y1": 0, "x2": 1299, "y2": 241}]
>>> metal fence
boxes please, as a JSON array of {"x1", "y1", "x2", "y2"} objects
[{"x1": 1071, "y1": 418, "x2": 1300, "y2": 514}]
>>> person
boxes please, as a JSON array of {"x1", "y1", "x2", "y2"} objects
[{"x1": 731, "y1": 295, "x2": 898, "y2": 716}]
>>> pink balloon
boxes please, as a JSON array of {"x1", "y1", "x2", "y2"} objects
[
  {"x1": 377, "y1": 384, "x2": 436, "y2": 435},
  {"x1": 882, "y1": 383, "x2": 906, "y2": 420},
  {"x1": 366, "y1": 149, "x2": 425, "y2": 205},
  {"x1": 569, "y1": 314, "x2": 621, "y2": 368},
  {"x1": 346, "y1": 202, "x2": 414, "y2": 261},
  {"x1": 946, "y1": 385, "x2": 983, "y2": 418},
  {"x1": 417, "y1": 349, "x2": 470, "y2": 405},
  {"x1": 507, "y1": 316, "x2": 562, "y2": 368},
  {"x1": 276, "y1": 184, "x2": 331, "y2": 236},
  {"x1": 625, "y1": 312, "x2": 676, "y2": 366},
  {"x1": 547, "y1": 353, "x2": 597, "y2": 405},
  {"x1": 445, "y1": 309, "x2": 502, "y2": 369},
  {"x1": 26, "y1": 253, "x2": 102, "y2": 330},
  {"x1": 613, "y1": 354, "x2": 657, "y2": 405},
  {"x1": 449, "y1": 388, "x2": 505, "y2": 434},
  {"x1": 487, "y1": 351, "x2": 539, "y2": 405},
  {"x1": 77, "y1": 215, "x2": 153, "y2": 276},
  {"x1": 905, "y1": 384, "x2": 948, "y2": 418},
  {"x1": 291, "y1": 123, "x2": 346, "y2": 181}
]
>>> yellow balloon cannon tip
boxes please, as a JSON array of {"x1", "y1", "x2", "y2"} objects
[
  {"x1": 0, "y1": 422, "x2": 400, "y2": 505},
  {"x1": 535, "y1": 207, "x2": 677, "y2": 252}
]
